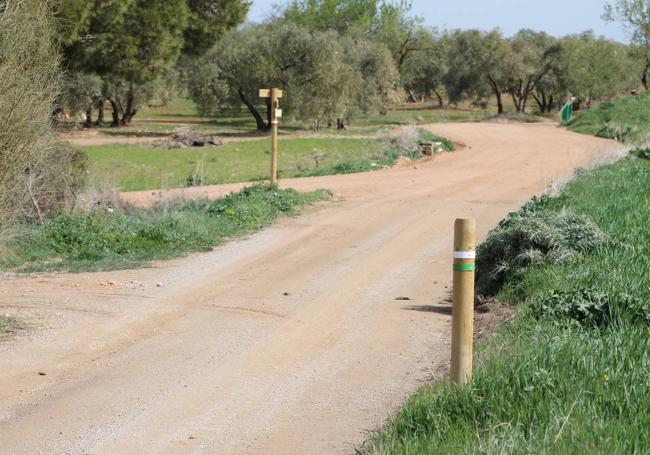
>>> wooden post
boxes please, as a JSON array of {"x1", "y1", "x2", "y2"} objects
[
  {"x1": 259, "y1": 88, "x2": 283, "y2": 186},
  {"x1": 270, "y1": 88, "x2": 279, "y2": 186},
  {"x1": 451, "y1": 218, "x2": 476, "y2": 385}
]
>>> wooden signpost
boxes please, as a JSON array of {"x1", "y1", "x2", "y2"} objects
[
  {"x1": 451, "y1": 218, "x2": 476, "y2": 385},
  {"x1": 259, "y1": 88, "x2": 283, "y2": 186}
]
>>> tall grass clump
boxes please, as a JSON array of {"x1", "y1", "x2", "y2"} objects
[
  {"x1": 2, "y1": 185, "x2": 331, "y2": 272},
  {"x1": 365, "y1": 158, "x2": 650, "y2": 454},
  {"x1": 0, "y1": 1, "x2": 85, "y2": 235}
]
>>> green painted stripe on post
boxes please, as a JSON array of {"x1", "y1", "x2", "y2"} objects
[{"x1": 453, "y1": 263, "x2": 475, "y2": 272}]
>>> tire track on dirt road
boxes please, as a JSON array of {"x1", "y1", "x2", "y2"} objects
[{"x1": 0, "y1": 123, "x2": 620, "y2": 454}]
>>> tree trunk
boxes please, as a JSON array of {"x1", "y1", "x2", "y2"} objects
[
  {"x1": 84, "y1": 106, "x2": 93, "y2": 128},
  {"x1": 238, "y1": 88, "x2": 267, "y2": 130},
  {"x1": 95, "y1": 98, "x2": 105, "y2": 127},
  {"x1": 108, "y1": 98, "x2": 121, "y2": 127},
  {"x1": 120, "y1": 84, "x2": 136, "y2": 126},
  {"x1": 433, "y1": 88, "x2": 444, "y2": 107},
  {"x1": 488, "y1": 76, "x2": 504, "y2": 114},
  {"x1": 405, "y1": 87, "x2": 417, "y2": 103},
  {"x1": 337, "y1": 118, "x2": 346, "y2": 130},
  {"x1": 532, "y1": 93, "x2": 544, "y2": 113},
  {"x1": 495, "y1": 91, "x2": 504, "y2": 115},
  {"x1": 642, "y1": 60, "x2": 650, "y2": 90},
  {"x1": 547, "y1": 94, "x2": 554, "y2": 113}
]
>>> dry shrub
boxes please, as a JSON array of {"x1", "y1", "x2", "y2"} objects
[
  {"x1": 0, "y1": 0, "x2": 84, "y2": 232},
  {"x1": 394, "y1": 125, "x2": 420, "y2": 156}
]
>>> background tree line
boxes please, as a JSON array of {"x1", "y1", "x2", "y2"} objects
[{"x1": 57, "y1": 0, "x2": 647, "y2": 130}]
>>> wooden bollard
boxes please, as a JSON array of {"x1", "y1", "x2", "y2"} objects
[{"x1": 451, "y1": 218, "x2": 476, "y2": 385}]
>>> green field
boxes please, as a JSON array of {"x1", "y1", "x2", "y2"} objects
[
  {"x1": 80, "y1": 128, "x2": 454, "y2": 192},
  {"x1": 366, "y1": 158, "x2": 650, "y2": 453},
  {"x1": 83, "y1": 137, "x2": 389, "y2": 191}
]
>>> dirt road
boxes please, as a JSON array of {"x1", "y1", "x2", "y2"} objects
[{"x1": 0, "y1": 123, "x2": 619, "y2": 454}]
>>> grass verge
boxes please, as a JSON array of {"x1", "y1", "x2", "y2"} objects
[
  {"x1": 366, "y1": 157, "x2": 650, "y2": 453},
  {"x1": 568, "y1": 91, "x2": 650, "y2": 143},
  {"x1": 1, "y1": 186, "x2": 332, "y2": 273}
]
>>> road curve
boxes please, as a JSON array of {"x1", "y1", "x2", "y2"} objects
[{"x1": 0, "y1": 123, "x2": 619, "y2": 454}]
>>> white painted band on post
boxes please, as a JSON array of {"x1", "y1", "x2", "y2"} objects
[{"x1": 453, "y1": 251, "x2": 476, "y2": 259}]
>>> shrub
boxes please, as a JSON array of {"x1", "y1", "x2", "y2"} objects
[
  {"x1": 0, "y1": 0, "x2": 84, "y2": 230},
  {"x1": 393, "y1": 126, "x2": 420, "y2": 156},
  {"x1": 476, "y1": 197, "x2": 607, "y2": 296}
]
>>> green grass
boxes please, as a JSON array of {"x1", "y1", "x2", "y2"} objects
[
  {"x1": 568, "y1": 91, "x2": 650, "y2": 143},
  {"x1": 1, "y1": 186, "x2": 332, "y2": 272},
  {"x1": 82, "y1": 129, "x2": 454, "y2": 191},
  {"x1": 83, "y1": 137, "x2": 386, "y2": 191},
  {"x1": 0, "y1": 316, "x2": 17, "y2": 335},
  {"x1": 366, "y1": 158, "x2": 650, "y2": 454}
]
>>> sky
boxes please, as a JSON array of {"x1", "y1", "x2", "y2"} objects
[{"x1": 247, "y1": 0, "x2": 629, "y2": 42}]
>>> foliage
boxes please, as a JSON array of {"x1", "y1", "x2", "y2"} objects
[
  {"x1": 604, "y1": 0, "x2": 650, "y2": 88},
  {"x1": 3, "y1": 186, "x2": 332, "y2": 272},
  {"x1": 188, "y1": 22, "x2": 398, "y2": 129},
  {"x1": 366, "y1": 154, "x2": 650, "y2": 455},
  {"x1": 58, "y1": 0, "x2": 248, "y2": 125},
  {"x1": 476, "y1": 197, "x2": 607, "y2": 296},
  {"x1": 283, "y1": 0, "x2": 377, "y2": 34},
  {"x1": 444, "y1": 29, "x2": 514, "y2": 113},
  {"x1": 182, "y1": 0, "x2": 251, "y2": 56},
  {"x1": 508, "y1": 29, "x2": 562, "y2": 113},
  {"x1": 557, "y1": 31, "x2": 636, "y2": 109},
  {"x1": 0, "y1": 0, "x2": 83, "y2": 230},
  {"x1": 532, "y1": 287, "x2": 650, "y2": 327},
  {"x1": 631, "y1": 146, "x2": 650, "y2": 158}
]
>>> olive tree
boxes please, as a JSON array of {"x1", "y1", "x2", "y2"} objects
[
  {"x1": 604, "y1": 0, "x2": 650, "y2": 88},
  {"x1": 507, "y1": 30, "x2": 561, "y2": 113},
  {"x1": 399, "y1": 29, "x2": 447, "y2": 105},
  {"x1": 444, "y1": 29, "x2": 515, "y2": 114},
  {"x1": 189, "y1": 22, "x2": 397, "y2": 130},
  {"x1": 557, "y1": 32, "x2": 635, "y2": 110}
]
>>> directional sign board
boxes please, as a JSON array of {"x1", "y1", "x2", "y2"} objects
[{"x1": 259, "y1": 89, "x2": 283, "y2": 99}]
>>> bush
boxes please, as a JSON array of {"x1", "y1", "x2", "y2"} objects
[
  {"x1": 476, "y1": 197, "x2": 607, "y2": 296},
  {"x1": 0, "y1": 0, "x2": 83, "y2": 230},
  {"x1": 393, "y1": 126, "x2": 420, "y2": 156}
]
